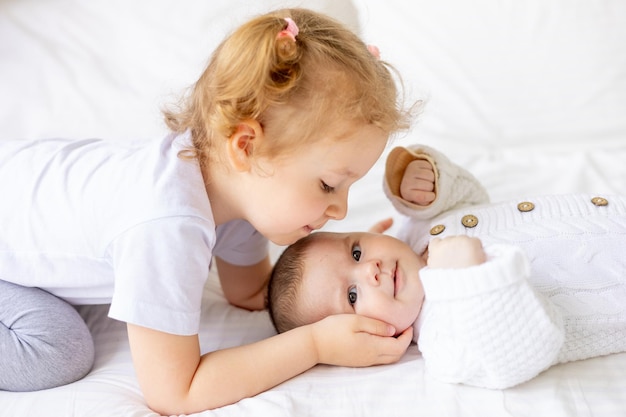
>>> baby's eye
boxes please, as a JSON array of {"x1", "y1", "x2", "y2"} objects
[
  {"x1": 321, "y1": 181, "x2": 335, "y2": 193},
  {"x1": 348, "y1": 286, "x2": 358, "y2": 306},
  {"x1": 351, "y1": 244, "x2": 362, "y2": 261}
]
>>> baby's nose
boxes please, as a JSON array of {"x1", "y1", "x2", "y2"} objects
[{"x1": 362, "y1": 260, "x2": 381, "y2": 285}]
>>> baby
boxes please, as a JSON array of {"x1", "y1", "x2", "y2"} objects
[{"x1": 267, "y1": 144, "x2": 626, "y2": 389}]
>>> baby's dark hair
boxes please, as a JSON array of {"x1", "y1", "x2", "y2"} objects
[{"x1": 267, "y1": 232, "x2": 326, "y2": 333}]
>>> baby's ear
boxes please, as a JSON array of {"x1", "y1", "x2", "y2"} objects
[{"x1": 227, "y1": 119, "x2": 264, "y2": 171}]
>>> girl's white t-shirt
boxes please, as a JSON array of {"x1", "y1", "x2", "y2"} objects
[{"x1": 0, "y1": 132, "x2": 267, "y2": 335}]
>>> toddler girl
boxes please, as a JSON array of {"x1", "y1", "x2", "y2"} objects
[{"x1": 0, "y1": 8, "x2": 414, "y2": 414}]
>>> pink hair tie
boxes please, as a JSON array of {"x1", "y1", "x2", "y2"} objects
[
  {"x1": 367, "y1": 45, "x2": 380, "y2": 59},
  {"x1": 277, "y1": 17, "x2": 299, "y2": 42}
]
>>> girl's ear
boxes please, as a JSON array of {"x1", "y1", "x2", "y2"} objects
[{"x1": 227, "y1": 119, "x2": 264, "y2": 171}]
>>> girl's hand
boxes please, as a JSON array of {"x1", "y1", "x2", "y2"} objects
[
  {"x1": 400, "y1": 159, "x2": 436, "y2": 206},
  {"x1": 309, "y1": 314, "x2": 413, "y2": 366},
  {"x1": 427, "y1": 235, "x2": 487, "y2": 269}
]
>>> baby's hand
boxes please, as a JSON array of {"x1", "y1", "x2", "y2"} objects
[
  {"x1": 367, "y1": 217, "x2": 393, "y2": 234},
  {"x1": 400, "y1": 159, "x2": 436, "y2": 206},
  {"x1": 427, "y1": 236, "x2": 486, "y2": 269},
  {"x1": 309, "y1": 314, "x2": 412, "y2": 367}
]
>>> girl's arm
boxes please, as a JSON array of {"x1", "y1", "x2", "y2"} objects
[
  {"x1": 128, "y1": 314, "x2": 412, "y2": 415},
  {"x1": 215, "y1": 256, "x2": 271, "y2": 310}
]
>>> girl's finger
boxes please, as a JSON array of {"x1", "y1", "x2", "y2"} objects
[{"x1": 355, "y1": 315, "x2": 396, "y2": 337}]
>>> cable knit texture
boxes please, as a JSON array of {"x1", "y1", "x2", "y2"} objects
[{"x1": 386, "y1": 146, "x2": 626, "y2": 389}]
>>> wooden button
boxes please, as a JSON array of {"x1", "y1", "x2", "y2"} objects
[
  {"x1": 591, "y1": 197, "x2": 608, "y2": 206},
  {"x1": 461, "y1": 214, "x2": 478, "y2": 228},
  {"x1": 517, "y1": 201, "x2": 535, "y2": 212},
  {"x1": 430, "y1": 224, "x2": 445, "y2": 235}
]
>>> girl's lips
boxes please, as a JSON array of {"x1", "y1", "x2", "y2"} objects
[
  {"x1": 303, "y1": 224, "x2": 320, "y2": 234},
  {"x1": 304, "y1": 222, "x2": 325, "y2": 234}
]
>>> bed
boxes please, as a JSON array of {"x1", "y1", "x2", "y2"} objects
[{"x1": 2, "y1": 0, "x2": 625, "y2": 416}]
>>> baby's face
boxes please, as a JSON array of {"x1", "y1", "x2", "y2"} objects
[{"x1": 297, "y1": 232, "x2": 426, "y2": 334}]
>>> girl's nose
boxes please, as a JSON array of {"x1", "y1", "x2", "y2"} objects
[{"x1": 325, "y1": 192, "x2": 348, "y2": 220}]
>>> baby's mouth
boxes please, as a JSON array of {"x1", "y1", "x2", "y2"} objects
[{"x1": 392, "y1": 262, "x2": 399, "y2": 297}]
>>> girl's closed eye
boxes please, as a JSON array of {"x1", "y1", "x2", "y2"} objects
[{"x1": 320, "y1": 180, "x2": 335, "y2": 193}]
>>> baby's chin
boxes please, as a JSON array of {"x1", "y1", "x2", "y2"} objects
[{"x1": 390, "y1": 311, "x2": 420, "y2": 337}]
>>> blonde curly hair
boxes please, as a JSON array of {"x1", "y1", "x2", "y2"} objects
[{"x1": 164, "y1": 8, "x2": 414, "y2": 168}]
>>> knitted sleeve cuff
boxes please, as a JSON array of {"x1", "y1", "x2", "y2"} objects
[
  {"x1": 419, "y1": 244, "x2": 531, "y2": 301},
  {"x1": 383, "y1": 144, "x2": 489, "y2": 220}
]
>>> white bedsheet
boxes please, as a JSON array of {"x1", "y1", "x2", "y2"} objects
[{"x1": 2, "y1": 1, "x2": 626, "y2": 416}]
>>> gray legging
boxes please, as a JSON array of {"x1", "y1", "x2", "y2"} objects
[{"x1": 0, "y1": 279, "x2": 94, "y2": 391}]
